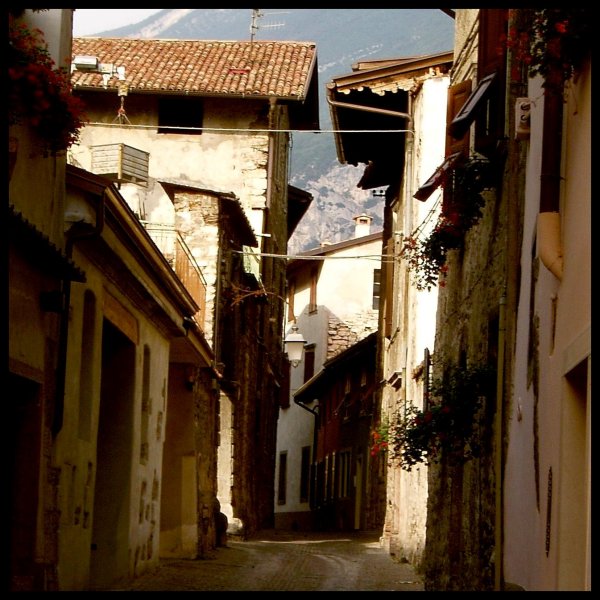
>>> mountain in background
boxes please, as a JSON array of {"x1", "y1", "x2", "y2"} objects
[{"x1": 79, "y1": 8, "x2": 454, "y2": 251}]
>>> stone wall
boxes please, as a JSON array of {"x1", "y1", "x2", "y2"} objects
[{"x1": 327, "y1": 312, "x2": 378, "y2": 360}]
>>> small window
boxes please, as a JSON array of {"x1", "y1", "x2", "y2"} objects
[
  {"x1": 475, "y1": 9, "x2": 508, "y2": 156},
  {"x1": 300, "y1": 446, "x2": 311, "y2": 503},
  {"x1": 303, "y1": 344, "x2": 315, "y2": 383},
  {"x1": 309, "y1": 267, "x2": 318, "y2": 313},
  {"x1": 287, "y1": 279, "x2": 296, "y2": 322},
  {"x1": 372, "y1": 269, "x2": 381, "y2": 310},
  {"x1": 337, "y1": 450, "x2": 351, "y2": 498},
  {"x1": 158, "y1": 96, "x2": 203, "y2": 135},
  {"x1": 280, "y1": 362, "x2": 291, "y2": 409},
  {"x1": 277, "y1": 452, "x2": 287, "y2": 505}
]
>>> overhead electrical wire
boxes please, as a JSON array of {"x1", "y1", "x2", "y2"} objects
[
  {"x1": 232, "y1": 249, "x2": 394, "y2": 262},
  {"x1": 229, "y1": 188, "x2": 444, "y2": 265},
  {"x1": 83, "y1": 121, "x2": 414, "y2": 134}
]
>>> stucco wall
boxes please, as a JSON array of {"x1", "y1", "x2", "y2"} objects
[
  {"x1": 503, "y1": 57, "x2": 591, "y2": 591},
  {"x1": 54, "y1": 249, "x2": 171, "y2": 590},
  {"x1": 381, "y1": 72, "x2": 449, "y2": 568}
]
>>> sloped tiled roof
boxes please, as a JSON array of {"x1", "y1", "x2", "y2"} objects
[{"x1": 72, "y1": 38, "x2": 317, "y2": 101}]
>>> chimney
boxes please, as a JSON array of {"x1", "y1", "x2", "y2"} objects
[{"x1": 353, "y1": 213, "x2": 372, "y2": 238}]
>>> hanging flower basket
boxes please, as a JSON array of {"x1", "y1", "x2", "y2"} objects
[
  {"x1": 402, "y1": 157, "x2": 492, "y2": 291},
  {"x1": 388, "y1": 364, "x2": 495, "y2": 471},
  {"x1": 8, "y1": 13, "x2": 88, "y2": 156}
]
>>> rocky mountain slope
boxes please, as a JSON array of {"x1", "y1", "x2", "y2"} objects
[{"x1": 79, "y1": 8, "x2": 454, "y2": 251}]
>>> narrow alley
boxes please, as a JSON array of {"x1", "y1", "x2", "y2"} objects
[{"x1": 103, "y1": 530, "x2": 424, "y2": 592}]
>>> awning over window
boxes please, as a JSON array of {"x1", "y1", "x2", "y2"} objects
[{"x1": 413, "y1": 151, "x2": 464, "y2": 201}]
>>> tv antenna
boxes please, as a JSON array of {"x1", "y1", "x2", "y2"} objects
[{"x1": 250, "y1": 8, "x2": 288, "y2": 42}]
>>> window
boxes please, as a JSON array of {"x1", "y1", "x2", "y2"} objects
[
  {"x1": 475, "y1": 9, "x2": 508, "y2": 156},
  {"x1": 300, "y1": 446, "x2": 311, "y2": 503},
  {"x1": 309, "y1": 267, "x2": 318, "y2": 313},
  {"x1": 277, "y1": 452, "x2": 287, "y2": 505},
  {"x1": 303, "y1": 344, "x2": 315, "y2": 383},
  {"x1": 372, "y1": 269, "x2": 381, "y2": 309},
  {"x1": 444, "y1": 10, "x2": 508, "y2": 158},
  {"x1": 342, "y1": 375, "x2": 352, "y2": 421},
  {"x1": 337, "y1": 450, "x2": 351, "y2": 498},
  {"x1": 324, "y1": 455, "x2": 329, "y2": 501},
  {"x1": 325, "y1": 454, "x2": 334, "y2": 501},
  {"x1": 279, "y1": 362, "x2": 291, "y2": 409},
  {"x1": 447, "y1": 73, "x2": 497, "y2": 141},
  {"x1": 287, "y1": 279, "x2": 296, "y2": 322},
  {"x1": 158, "y1": 96, "x2": 203, "y2": 135}
]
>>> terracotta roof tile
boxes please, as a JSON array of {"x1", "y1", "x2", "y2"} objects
[{"x1": 72, "y1": 38, "x2": 317, "y2": 100}]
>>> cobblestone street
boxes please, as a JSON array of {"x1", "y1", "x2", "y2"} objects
[{"x1": 107, "y1": 530, "x2": 424, "y2": 592}]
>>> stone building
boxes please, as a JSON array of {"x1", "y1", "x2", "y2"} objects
[
  {"x1": 276, "y1": 215, "x2": 381, "y2": 530},
  {"x1": 69, "y1": 35, "x2": 320, "y2": 540},
  {"x1": 9, "y1": 13, "x2": 218, "y2": 587},
  {"x1": 59, "y1": 165, "x2": 216, "y2": 589},
  {"x1": 294, "y1": 332, "x2": 380, "y2": 532},
  {"x1": 8, "y1": 9, "x2": 320, "y2": 590},
  {"x1": 420, "y1": 8, "x2": 590, "y2": 591},
  {"x1": 326, "y1": 50, "x2": 453, "y2": 568},
  {"x1": 327, "y1": 9, "x2": 591, "y2": 591}
]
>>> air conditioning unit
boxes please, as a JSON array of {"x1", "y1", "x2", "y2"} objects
[{"x1": 91, "y1": 143, "x2": 149, "y2": 185}]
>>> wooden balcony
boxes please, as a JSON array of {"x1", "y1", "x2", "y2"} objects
[{"x1": 141, "y1": 222, "x2": 207, "y2": 329}]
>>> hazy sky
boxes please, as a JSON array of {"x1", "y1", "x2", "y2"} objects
[{"x1": 73, "y1": 9, "x2": 163, "y2": 36}]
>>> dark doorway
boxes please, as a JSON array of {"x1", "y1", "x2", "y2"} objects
[{"x1": 90, "y1": 319, "x2": 136, "y2": 589}]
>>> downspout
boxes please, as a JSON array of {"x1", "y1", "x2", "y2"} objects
[
  {"x1": 53, "y1": 190, "x2": 106, "y2": 435},
  {"x1": 537, "y1": 71, "x2": 564, "y2": 280},
  {"x1": 494, "y1": 294, "x2": 506, "y2": 591}
]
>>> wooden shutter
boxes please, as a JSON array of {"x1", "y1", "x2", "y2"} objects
[
  {"x1": 303, "y1": 345, "x2": 315, "y2": 383},
  {"x1": 280, "y1": 363, "x2": 291, "y2": 408},
  {"x1": 475, "y1": 8, "x2": 508, "y2": 156},
  {"x1": 287, "y1": 279, "x2": 296, "y2": 322},
  {"x1": 446, "y1": 79, "x2": 472, "y2": 157}
]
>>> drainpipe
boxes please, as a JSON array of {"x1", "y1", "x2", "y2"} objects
[
  {"x1": 53, "y1": 190, "x2": 106, "y2": 435},
  {"x1": 494, "y1": 294, "x2": 506, "y2": 590},
  {"x1": 537, "y1": 71, "x2": 564, "y2": 281}
]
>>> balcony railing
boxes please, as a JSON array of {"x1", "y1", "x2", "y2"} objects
[{"x1": 140, "y1": 222, "x2": 207, "y2": 329}]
